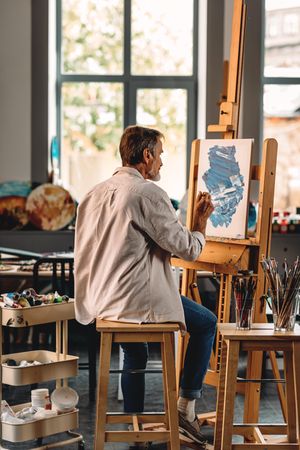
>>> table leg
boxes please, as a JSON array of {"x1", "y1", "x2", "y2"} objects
[
  {"x1": 283, "y1": 350, "x2": 297, "y2": 442},
  {"x1": 214, "y1": 338, "x2": 228, "y2": 450},
  {"x1": 220, "y1": 339, "x2": 240, "y2": 450},
  {"x1": 292, "y1": 341, "x2": 300, "y2": 444}
]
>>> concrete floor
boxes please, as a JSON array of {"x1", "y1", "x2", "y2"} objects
[{"x1": 1, "y1": 332, "x2": 285, "y2": 450}]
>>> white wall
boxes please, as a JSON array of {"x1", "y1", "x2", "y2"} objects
[{"x1": 0, "y1": 0, "x2": 31, "y2": 181}]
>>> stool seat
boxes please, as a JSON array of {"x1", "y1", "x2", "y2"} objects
[
  {"x1": 96, "y1": 319, "x2": 180, "y2": 333},
  {"x1": 215, "y1": 322, "x2": 300, "y2": 450},
  {"x1": 94, "y1": 319, "x2": 181, "y2": 450}
]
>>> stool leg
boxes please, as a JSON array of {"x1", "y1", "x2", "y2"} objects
[
  {"x1": 162, "y1": 332, "x2": 180, "y2": 450},
  {"x1": 94, "y1": 332, "x2": 113, "y2": 450},
  {"x1": 214, "y1": 338, "x2": 228, "y2": 450},
  {"x1": 283, "y1": 350, "x2": 297, "y2": 442},
  {"x1": 268, "y1": 350, "x2": 287, "y2": 422},
  {"x1": 161, "y1": 339, "x2": 171, "y2": 450},
  {"x1": 220, "y1": 339, "x2": 239, "y2": 450},
  {"x1": 292, "y1": 341, "x2": 300, "y2": 443}
]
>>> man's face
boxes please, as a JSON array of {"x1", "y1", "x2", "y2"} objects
[{"x1": 147, "y1": 139, "x2": 163, "y2": 182}]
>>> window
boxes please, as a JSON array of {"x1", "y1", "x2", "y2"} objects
[
  {"x1": 267, "y1": 16, "x2": 279, "y2": 37},
  {"x1": 264, "y1": 1, "x2": 300, "y2": 210},
  {"x1": 56, "y1": 0, "x2": 198, "y2": 202},
  {"x1": 283, "y1": 13, "x2": 299, "y2": 35}
]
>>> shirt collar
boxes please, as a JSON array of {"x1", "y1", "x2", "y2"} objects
[{"x1": 113, "y1": 166, "x2": 145, "y2": 180}]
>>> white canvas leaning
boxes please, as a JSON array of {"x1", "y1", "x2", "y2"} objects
[{"x1": 197, "y1": 139, "x2": 253, "y2": 239}]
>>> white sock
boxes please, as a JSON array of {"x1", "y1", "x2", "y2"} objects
[{"x1": 177, "y1": 397, "x2": 196, "y2": 422}]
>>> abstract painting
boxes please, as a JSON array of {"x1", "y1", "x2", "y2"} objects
[{"x1": 197, "y1": 139, "x2": 253, "y2": 239}]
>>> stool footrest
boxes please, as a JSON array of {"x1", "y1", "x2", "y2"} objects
[
  {"x1": 233, "y1": 423, "x2": 287, "y2": 434},
  {"x1": 232, "y1": 445, "x2": 299, "y2": 449},
  {"x1": 106, "y1": 413, "x2": 166, "y2": 424},
  {"x1": 105, "y1": 430, "x2": 170, "y2": 443},
  {"x1": 236, "y1": 378, "x2": 285, "y2": 383},
  {"x1": 109, "y1": 369, "x2": 162, "y2": 374}
]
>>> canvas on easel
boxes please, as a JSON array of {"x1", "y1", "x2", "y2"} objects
[{"x1": 197, "y1": 139, "x2": 253, "y2": 239}]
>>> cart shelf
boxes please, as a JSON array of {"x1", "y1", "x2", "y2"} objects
[
  {"x1": 2, "y1": 403, "x2": 78, "y2": 442},
  {"x1": 2, "y1": 350, "x2": 78, "y2": 386},
  {"x1": 0, "y1": 300, "x2": 75, "y2": 327}
]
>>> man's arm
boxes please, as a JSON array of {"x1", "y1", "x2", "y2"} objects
[{"x1": 140, "y1": 191, "x2": 214, "y2": 261}]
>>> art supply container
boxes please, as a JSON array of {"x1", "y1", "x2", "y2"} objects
[
  {"x1": 272, "y1": 292, "x2": 299, "y2": 332},
  {"x1": 31, "y1": 388, "x2": 49, "y2": 409},
  {"x1": 261, "y1": 257, "x2": 300, "y2": 332},
  {"x1": 232, "y1": 273, "x2": 257, "y2": 330},
  {"x1": 235, "y1": 304, "x2": 253, "y2": 330}
]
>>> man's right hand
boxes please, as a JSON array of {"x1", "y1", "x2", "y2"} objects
[{"x1": 192, "y1": 191, "x2": 214, "y2": 237}]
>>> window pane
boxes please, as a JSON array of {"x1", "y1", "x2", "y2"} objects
[
  {"x1": 265, "y1": 1, "x2": 300, "y2": 77},
  {"x1": 131, "y1": 0, "x2": 193, "y2": 75},
  {"x1": 263, "y1": 84, "x2": 300, "y2": 210},
  {"x1": 62, "y1": 0, "x2": 123, "y2": 75},
  {"x1": 61, "y1": 83, "x2": 123, "y2": 201},
  {"x1": 137, "y1": 89, "x2": 187, "y2": 200}
]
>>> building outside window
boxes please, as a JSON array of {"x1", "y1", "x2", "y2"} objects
[
  {"x1": 264, "y1": 0, "x2": 300, "y2": 211},
  {"x1": 57, "y1": 0, "x2": 198, "y2": 202}
]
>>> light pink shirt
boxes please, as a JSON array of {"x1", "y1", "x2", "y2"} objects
[{"x1": 74, "y1": 167, "x2": 205, "y2": 330}]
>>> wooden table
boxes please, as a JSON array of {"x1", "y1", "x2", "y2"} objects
[{"x1": 215, "y1": 323, "x2": 300, "y2": 449}]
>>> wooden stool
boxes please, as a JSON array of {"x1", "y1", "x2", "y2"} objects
[
  {"x1": 94, "y1": 319, "x2": 181, "y2": 450},
  {"x1": 215, "y1": 323, "x2": 300, "y2": 450}
]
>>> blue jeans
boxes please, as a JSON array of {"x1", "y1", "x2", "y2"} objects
[{"x1": 121, "y1": 295, "x2": 217, "y2": 412}]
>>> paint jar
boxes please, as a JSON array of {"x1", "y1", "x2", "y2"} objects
[
  {"x1": 232, "y1": 273, "x2": 257, "y2": 330},
  {"x1": 235, "y1": 305, "x2": 253, "y2": 330},
  {"x1": 272, "y1": 291, "x2": 299, "y2": 332},
  {"x1": 31, "y1": 388, "x2": 49, "y2": 409}
]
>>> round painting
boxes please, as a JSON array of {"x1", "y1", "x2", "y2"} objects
[{"x1": 26, "y1": 184, "x2": 76, "y2": 231}]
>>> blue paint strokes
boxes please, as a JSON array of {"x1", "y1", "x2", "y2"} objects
[{"x1": 202, "y1": 145, "x2": 244, "y2": 227}]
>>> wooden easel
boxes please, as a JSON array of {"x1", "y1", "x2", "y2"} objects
[
  {"x1": 172, "y1": 136, "x2": 278, "y2": 416},
  {"x1": 171, "y1": 1, "x2": 284, "y2": 444}
]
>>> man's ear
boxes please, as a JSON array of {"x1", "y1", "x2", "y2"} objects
[{"x1": 143, "y1": 148, "x2": 152, "y2": 164}]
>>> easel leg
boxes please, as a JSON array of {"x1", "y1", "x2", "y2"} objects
[{"x1": 176, "y1": 267, "x2": 195, "y2": 392}]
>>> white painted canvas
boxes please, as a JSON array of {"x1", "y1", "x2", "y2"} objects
[{"x1": 197, "y1": 139, "x2": 253, "y2": 239}]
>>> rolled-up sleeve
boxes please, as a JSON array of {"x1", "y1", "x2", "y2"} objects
[{"x1": 140, "y1": 192, "x2": 205, "y2": 261}]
